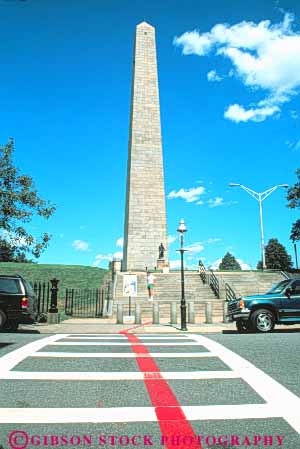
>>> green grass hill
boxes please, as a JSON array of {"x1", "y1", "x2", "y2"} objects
[{"x1": 0, "y1": 262, "x2": 109, "y2": 293}]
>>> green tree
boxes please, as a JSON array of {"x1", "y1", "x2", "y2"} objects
[
  {"x1": 257, "y1": 238, "x2": 292, "y2": 270},
  {"x1": 290, "y1": 219, "x2": 300, "y2": 269},
  {"x1": 290, "y1": 219, "x2": 300, "y2": 243},
  {"x1": 0, "y1": 238, "x2": 33, "y2": 262},
  {"x1": 219, "y1": 252, "x2": 241, "y2": 270},
  {"x1": 0, "y1": 138, "x2": 56, "y2": 259},
  {"x1": 0, "y1": 238, "x2": 14, "y2": 261},
  {"x1": 286, "y1": 168, "x2": 300, "y2": 210}
]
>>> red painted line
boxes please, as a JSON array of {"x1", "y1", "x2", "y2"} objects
[
  {"x1": 120, "y1": 332, "x2": 202, "y2": 449},
  {"x1": 119, "y1": 320, "x2": 152, "y2": 334}
]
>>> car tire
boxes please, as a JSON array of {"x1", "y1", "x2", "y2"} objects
[
  {"x1": 236, "y1": 319, "x2": 252, "y2": 332},
  {"x1": 3, "y1": 320, "x2": 19, "y2": 332},
  {"x1": 0, "y1": 310, "x2": 7, "y2": 331},
  {"x1": 251, "y1": 309, "x2": 275, "y2": 333}
]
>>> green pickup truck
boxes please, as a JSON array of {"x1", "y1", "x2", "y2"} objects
[{"x1": 227, "y1": 278, "x2": 300, "y2": 332}]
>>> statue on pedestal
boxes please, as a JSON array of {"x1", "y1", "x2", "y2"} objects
[{"x1": 158, "y1": 243, "x2": 165, "y2": 260}]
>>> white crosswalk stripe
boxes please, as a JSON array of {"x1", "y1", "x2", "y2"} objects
[{"x1": 0, "y1": 331, "x2": 299, "y2": 435}]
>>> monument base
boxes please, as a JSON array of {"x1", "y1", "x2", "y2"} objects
[{"x1": 157, "y1": 259, "x2": 169, "y2": 270}]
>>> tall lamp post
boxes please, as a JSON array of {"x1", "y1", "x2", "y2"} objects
[
  {"x1": 229, "y1": 183, "x2": 288, "y2": 270},
  {"x1": 177, "y1": 219, "x2": 188, "y2": 331}
]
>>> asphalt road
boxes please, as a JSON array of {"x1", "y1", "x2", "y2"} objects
[{"x1": 0, "y1": 331, "x2": 299, "y2": 449}]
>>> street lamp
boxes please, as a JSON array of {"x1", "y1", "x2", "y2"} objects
[
  {"x1": 177, "y1": 219, "x2": 188, "y2": 331},
  {"x1": 229, "y1": 183, "x2": 288, "y2": 270}
]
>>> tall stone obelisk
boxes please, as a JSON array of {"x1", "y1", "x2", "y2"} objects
[{"x1": 123, "y1": 22, "x2": 168, "y2": 271}]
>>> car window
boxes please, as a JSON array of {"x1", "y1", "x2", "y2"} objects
[
  {"x1": 291, "y1": 280, "x2": 300, "y2": 294},
  {"x1": 0, "y1": 278, "x2": 22, "y2": 294},
  {"x1": 266, "y1": 280, "x2": 290, "y2": 294},
  {"x1": 24, "y1": 280, "x2": 35, "y2": 296}
]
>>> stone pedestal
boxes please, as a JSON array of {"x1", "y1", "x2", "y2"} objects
[
  {"x1": 157, "y1": 259, "x2": 165, "y2": 270},
  {"x1": 111, "y1": 259, "x2": 122, "y2": 274},
  {"x1": 47, "y1": 313, "x2": 60, "y2": 324}
]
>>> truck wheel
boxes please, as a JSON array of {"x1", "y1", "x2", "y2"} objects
[
  {"x1": 3, "y1": 320, "x2": 19, "y2": 332},
  {"x1": 0, "y1": 310, "x2": 7, "y2": 331},
  {"x1": 251, "y1": 309, "x2": 275, "y2": 333},
  {"x1": 236, "y1": 319, "x2": 252, "y2": 332}
]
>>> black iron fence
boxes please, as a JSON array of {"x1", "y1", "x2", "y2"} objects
[
  {"x1": 32, "y1": 281, "x2": 51, "y2": 315},
  {"x1": 65, "y1": 287, "x2": 108, "y2": 317}
]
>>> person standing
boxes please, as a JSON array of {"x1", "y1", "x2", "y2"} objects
[{"x1": 146, "y1": 271, "x2": 156, "y2": 301}]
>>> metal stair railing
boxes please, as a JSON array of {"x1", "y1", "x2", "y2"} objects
[
  {"x1": 209, "y1": 269, "x2": 220, "y2": 298},
  {"x1": 198, "y1": 259, "x2": 207, "y2": 284},
  {"x1": 225, "y1": 282, "x2": 237, "y2": 301}
]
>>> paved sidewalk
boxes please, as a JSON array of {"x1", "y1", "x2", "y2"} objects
[{"x1": 19, "y1": 317, "x2": 236, "y2": 334}]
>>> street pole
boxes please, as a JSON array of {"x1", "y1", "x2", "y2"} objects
[
  {"x1": 258, "y1": 195, "x2": 266, "y2": 270},
  {"x1": 179, "y1": 235, "x2": 187, "y2": 331},
  {"x1": 177, "y1": 219, "x2": 187, "y2": 331},
  {"x1": 229, "y1": 183, "x2": 288, "y2": 270}
]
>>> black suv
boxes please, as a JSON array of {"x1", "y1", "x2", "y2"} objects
[{"x1": 0, "y1": 275, "x2": 38, "y2": 331}]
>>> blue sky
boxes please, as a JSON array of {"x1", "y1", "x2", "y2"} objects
[{"x1": 0, "y1": 0, "x2": 299, "y2": 270}]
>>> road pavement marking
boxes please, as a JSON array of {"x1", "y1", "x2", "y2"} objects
[
  {"x1": 189, "y1": 334, "x2": 300, "y2": 434},
  {"x1": 121, "y1": 332, "x2": 202, "y2": 449},
  {"x1": 0, "y1": 334, "x2": 68, "y2": 378},
  {"x1": 5, "y1": 370, "x2": 239, "y2": 380},
  {"x1": 30, "y1": 352, "x2": 216, "y2": 358},
  {"x1": 48, "y1": 341, "x2": 202, "y2": 346},
  {"x1": 63, "y1": 336, "x2": 191, "y2": 340},
  {"x1": 0, "y1": 403, "x2": 283, "y2": 424}
]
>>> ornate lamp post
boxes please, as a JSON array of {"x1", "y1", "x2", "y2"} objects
[
  {"x1": 177, "y1": 219, "x2": 188, "y2": 331},
  {"x1": 229, "y1": 183, "x2": 288, "y2": 270},
  {"x1": 49, "y1": 278, "x2": 59, "y2": 313}
]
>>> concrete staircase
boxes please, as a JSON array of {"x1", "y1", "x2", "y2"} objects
[
  {"x1": 114, "y1": 272, "x2": 217, "y2": 301},
  {"x1": 112, "y1": 271, "x2": 223, "y2": 322},
  {"x1": 214, "y1": 271, "x2": 286, "y2": 298}
]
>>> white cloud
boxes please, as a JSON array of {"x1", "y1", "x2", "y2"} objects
[
  {"x1": 167, "y1": 186, "x2": 205, "y2": 203},
  {"x1": 209, "y1": 258, "x2": 222, "y2": 270},
  {"x1": 186, "y1": 241, "x2": 205, "y2": 253},
  {"x1": 92, "y1": 253, "x2": 113, "y2": 267},
  {"x1": 207, "y1": 238, "x2": 221, "y2": 244},
  {"x1": 113, "y1": 251, "x2": 123, "y2": 259},
  {"x1": 116, "y1": 237, "x2": 124, "y2": 248},
  {"x1": 207, "y1": 197, "x2": 237, "y2": 207},
  {"x1": 72, "y1": 240, "x2": 89, "y2": 251},
  {"x1": 207, "y1": 197, "x2": 224, "y2": 207},
  {"x1": 174, "y1": 13, "x2": 300, "y2": 122},
  {"x1": 224, "y1": 103, "x2": 280, "y2": 123},
  {"x1": 168, "y1": 235, "x2": 177, "y2": 244},
  {"x1": 237, "y1": 259, "x2": 251, "y2": 270},
  {"x1": 207, "y1": 69, "x2": 222, "y2": 82},
  {"x1": 169, "y1": 259, "x2": 182, "y2": 269}
]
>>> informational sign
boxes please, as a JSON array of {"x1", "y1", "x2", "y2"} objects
[{"x1": 123, "y1": 274, "x2": 137, "y2": 297}]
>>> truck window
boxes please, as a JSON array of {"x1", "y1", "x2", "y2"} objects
[{"x1": 266, "y1": 280, "x2": 290, "y2": 294}]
